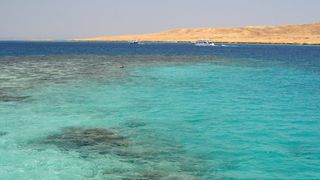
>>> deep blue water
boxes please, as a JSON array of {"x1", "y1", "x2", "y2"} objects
[{"x1": 0, "y1": 42, "x2": 320, "y2": 179}]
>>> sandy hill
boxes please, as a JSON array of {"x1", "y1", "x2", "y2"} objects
[{"x1": 75, "y1": 23, "x2": 320, "y2": 44}]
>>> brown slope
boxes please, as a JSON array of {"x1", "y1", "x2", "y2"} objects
[{"x1": 75, "y1": 23, "x2": 320, "y2": 44}]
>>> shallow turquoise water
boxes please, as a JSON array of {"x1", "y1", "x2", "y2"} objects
[{"x1": 0, "y1": 42, "x2": 320, "y2": 179}]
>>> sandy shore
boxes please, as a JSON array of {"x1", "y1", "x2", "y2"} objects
[{"x1": 75, "y1": 23, "x2": 320, "y2": 45}]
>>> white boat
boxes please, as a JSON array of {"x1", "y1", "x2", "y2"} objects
[
  {"x1": 128, "y1": 40, "x2": 143, "y2": 45},
  {"x1": 194, "y1": 40, "x2": 215, "y2": 46}
]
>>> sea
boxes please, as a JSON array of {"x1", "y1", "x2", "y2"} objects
[{"x1": 0, "y1": 42, "x2": 319, "y2": 179}]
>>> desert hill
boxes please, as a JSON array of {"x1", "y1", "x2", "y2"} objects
[{"x1": 75, "y1": 23, "x2": 320, "y2": 44}]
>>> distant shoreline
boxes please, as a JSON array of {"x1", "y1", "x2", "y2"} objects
[
  {"x1": 74, "y1": 22, "x2": 320, "y2": 45},
  {"x1": 71, "y1": 40, "x2": 320, "y2": 46},
  {"x1": 1, "y1": 40, "x2": 319, "y2": 46}
]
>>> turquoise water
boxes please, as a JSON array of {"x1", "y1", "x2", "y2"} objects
[{"x1": 0, "y1": 42, "x2": 320, "y2": 179}]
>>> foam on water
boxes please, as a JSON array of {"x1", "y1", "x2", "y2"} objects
[{"x1": 0, "y1": 42, "x2": 320, "y2": 179}]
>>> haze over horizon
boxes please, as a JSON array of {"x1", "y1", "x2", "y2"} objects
[{"x1": 0, "y1": 0, "x2": 320, "y2": 40}]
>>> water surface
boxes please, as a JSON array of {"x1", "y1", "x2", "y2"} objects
[{"x1": 0, "y1": 42, "x2": 320, "y2": 179}]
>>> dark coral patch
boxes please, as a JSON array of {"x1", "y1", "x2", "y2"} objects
[
  {"x1": 123, "y1": 121, "x2": 147, "y2": 128},
  {"x1": 0, "y1": 131, "x2": 8, "y2": 136},
  {"x1": 39, "y1": 127, "x2": 128, "y2": 156},
  {"x1": 0, "y1": 95, "x2": 30, "y2": 102}
]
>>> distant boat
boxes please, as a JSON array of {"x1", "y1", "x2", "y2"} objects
[
  {"x1": 129, "y1": 40, "x2": 143, "y2": 45},
  {"x1": 194, "y1": 40, "x2": 215, "y2": 46}
]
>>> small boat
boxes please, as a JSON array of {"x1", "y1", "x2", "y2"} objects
[
  {"x1": 194, "y1": 40, "x2": 215, "y2": 46},
  {"x1": 128, "y1": 40, "x2": 143, "y2": 45}
]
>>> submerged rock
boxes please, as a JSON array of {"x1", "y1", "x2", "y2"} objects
[
  {"x1": 0, "y1": 131, "x2": 8, "y2": 136},
  {"x1": 123, "y1": 121, "x2": 147, "y2": 128},
  {"x1": 0, "y1": 95, "x2": 30, "y2": 102},
  {"x1": 34, "y1": 127, "x2": 203, "y2": 179},
  {"x1": 140, "y1": 171, "x2": 165, "y2": 180},
  {"x1": 40, "y1": 127, "x2": 128, "y2": 155}
]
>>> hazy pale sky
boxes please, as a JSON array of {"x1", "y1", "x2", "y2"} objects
[{"x1": 0, "y1": 0, "x2": 319, "y2": 40}]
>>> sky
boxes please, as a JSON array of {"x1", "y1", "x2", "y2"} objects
[{"x1": 0, "y1": 0, "x2": 319, "y2": 40}]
